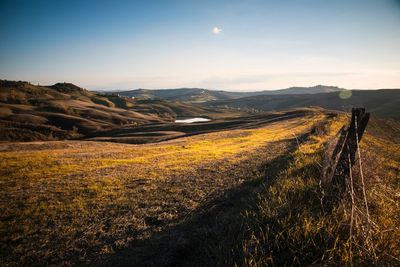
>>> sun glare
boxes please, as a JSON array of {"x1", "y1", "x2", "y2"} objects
[{"x1": 212, "y1": 26, "x2": 222, "y2": 34}]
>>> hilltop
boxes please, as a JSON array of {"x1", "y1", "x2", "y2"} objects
[{"x1": 257, "y1": 85, "x2": 346, "y2": 95}]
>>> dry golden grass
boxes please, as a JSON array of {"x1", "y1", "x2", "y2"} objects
[
  {"x1": 234, "y1": 113, "x2": 350, "y2": 266},
  {"x1": 0, "y1": 113, "x2": 326, "y2": 266},
  {"x1": 354, "y1": 121, "x2": 400, "y2": 263},
  {"x1": 3, "y1": 111, "x2": 397, "y2": 266},
  {"x1": 234, "y1": 115, "x2": 400, "y2": 266}
]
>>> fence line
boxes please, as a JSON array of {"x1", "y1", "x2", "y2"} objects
[{"x1": 322, "y1": 108, "x2": 380, "y2": 263}]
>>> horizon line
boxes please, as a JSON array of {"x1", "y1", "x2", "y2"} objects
[{"x1": 2, "y1": 79, "x2": 400, "y2": 92}]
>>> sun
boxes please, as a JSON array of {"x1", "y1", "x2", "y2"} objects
[{"x1": 212, "y1": 26, "x2": 222, "y2": 34}]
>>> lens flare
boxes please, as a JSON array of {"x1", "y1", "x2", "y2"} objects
[{"x1": 339, "y1": 90, "x2": 352, "y2": 99}]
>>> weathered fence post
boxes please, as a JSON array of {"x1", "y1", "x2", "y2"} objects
[{"x1": 324, "y1": 108, "x2": 370, "y2": 188}]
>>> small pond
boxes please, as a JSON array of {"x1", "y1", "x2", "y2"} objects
[{"x1": 174, "y1": 117, "x2": 211, "y2": 123}]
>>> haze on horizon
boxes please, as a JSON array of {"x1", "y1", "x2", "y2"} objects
[{"x1": 1, "y1": 0, "x2": 400, "y2": 91}]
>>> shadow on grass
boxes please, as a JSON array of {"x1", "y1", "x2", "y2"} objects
[{"x1": 97, "y1": 138, "x2": 304, "y2": 267}]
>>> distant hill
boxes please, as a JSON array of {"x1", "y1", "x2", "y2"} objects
[
  {"x1": 112, "y1": 88, "x2": 253, "y2": 103},
  {"x1": 2, "y1": 80, "x2": 398, "y2": 141},
  {"x1": 112, "y1": 85, "x2": 346, "y2": 102},
  {"x1": 257, "y1": 85, "x2": 346, "y2": 95},
  {"x1": 0, "y1": 80, "x2": 233, "y2": 141},
  {"x1": 206, "y1": 89, "x2": 400, "y2": 119}
]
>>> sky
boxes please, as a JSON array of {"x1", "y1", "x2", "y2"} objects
[{"x1": 1, "y1": 0, "x2": 400, "y2": 91}]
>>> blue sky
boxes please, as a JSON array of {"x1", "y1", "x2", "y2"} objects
[{"x1": 1, "y1": 0, "x2": 400, "y2": 90}]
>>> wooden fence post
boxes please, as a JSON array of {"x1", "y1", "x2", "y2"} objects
[{"x1": 324, "y1": 108, "x2": 370, "y2": 188}]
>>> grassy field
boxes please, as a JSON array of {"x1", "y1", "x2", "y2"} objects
[
  {"x1": 214, "y1": 115, "x2": 399, "y2": 266},
  {"x1": 1, "y1": 110, "x2": 399, "y2": 266},
  {"x1": 118, "y1": 113, "x2": 398, "y2": 267},
  {"x1": 0, "y1": 111, "x2": 328, "y2": 266}
]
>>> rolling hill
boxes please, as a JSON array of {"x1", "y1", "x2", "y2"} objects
[
  {"x1": 2, "y1": 80, "x2": 399, "y2": 143},
  {"x1": 206, "y1": 89, "x2": 400, "y2": 119},
  {"x1": 111, "y1": 88, "x2": 252, "y2": 102},
  {"x1": 257, "y1": 85, "x2": 346, "y2": 95},
  {"x1": 111, "y1": 85, "x2": 346, "y2": 102},
  {"x1": 0, "y1": 80, "x2": 241, "y2": 141}
]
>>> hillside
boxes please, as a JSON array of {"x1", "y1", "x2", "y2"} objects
[
  {"x1": 206, "y1": 89, "x2": 400, "y2": 119},
  {"x1": 112, "y1": 88, "x2": 252, "y2": 102},
  {"x1": 85, "y1": 109, "x2": 313, "y2": 144},
  {"x1": 257, "y1": 85, "x2": 346, "y2": 95},
  {"x1": 0, "y1": 80, "x2": 241, "y2": 142},
  {"x1": 109, "y1": 85, "x2": 345, "y2": 102}
]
